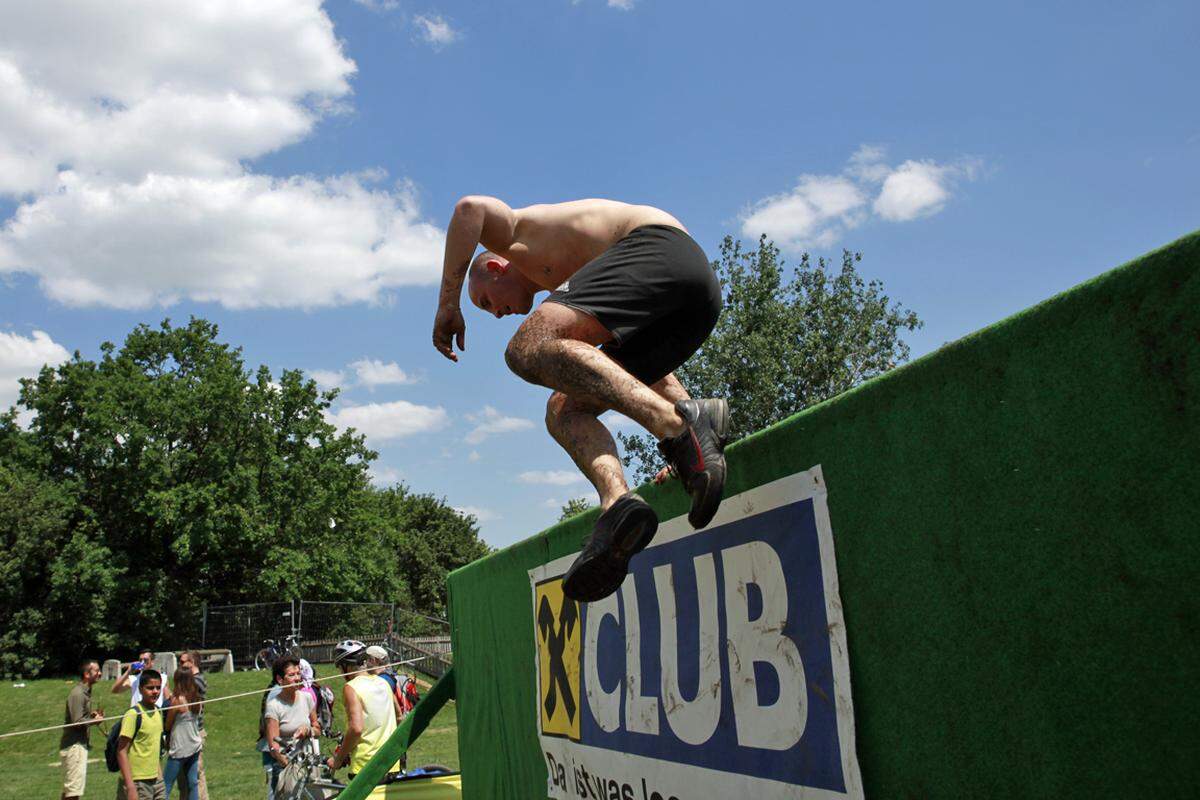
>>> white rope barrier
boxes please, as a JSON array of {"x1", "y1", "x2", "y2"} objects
[{"x1": 0, "y1": 657, "x2": 430, "y2": 741}]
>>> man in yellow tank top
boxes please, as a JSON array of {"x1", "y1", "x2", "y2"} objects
[{"x1": 325, "y1": 641, "x2": 403, "y2": 799}]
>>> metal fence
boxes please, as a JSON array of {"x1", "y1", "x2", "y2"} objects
[{"x1": 201, "y1": 600, "x2": 452, "y2": 675}]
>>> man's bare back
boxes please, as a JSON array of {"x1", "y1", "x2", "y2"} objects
[{"x1": 479, "y1": 199, "x2": 686, "y2": 290}]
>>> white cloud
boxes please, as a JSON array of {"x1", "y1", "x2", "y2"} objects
[
  {"x1": 0, "y1": 171, "x2": 443, "y2": 309},
  {"x1": 468, "y1": 450, "x2": 481, "y2": 462},
  {"x1": 741, "y1": 176, "x2": 867, "y2": 250},
  {"x1": 453, "y1": 505, "x2": 499, "y2": 522},
  {"x1": 326, "y1": 400, "x2": 449, "y2": 443},
  {"x1": 369, "y1": 464, "x2": 403, "y2": 486},
  {"x1": 464, "y1": 405, "x2": 535, "y2": 445},
  {"x1": 874, "y1": 159, "x2": 979, "y2": 221},
  {"x1": 600, "y1": 411, "x2": 639, "y2": 432},
  {"x1": 0, "y1": 330, "x2": 71, "y2": 411},
  {"x1": 572, "y1": 0, "x2": 637, "y2": 9},
  {"x1": 0, "y1": 2, "x2": 352, "y2": 195},
  {"x1": 310, "y1": 369, "x2": 346, "y2": 391},
  {"x1": 413, "y1": 14, "x2": 462, "y2": 50},
  {"x1": 741, "y1": 145, "x2": 981, "y2": 250},
  {"x1": 0, "y1": 1, "x2": 447, "y2": 309},
  {"x1": 352, "y1": 0, "x2": 401, "y2": 11},
  {"x1": 518, "y1": 470, "x2": 588, "y2": 486},
  {"x1": 350, "y1": 358, "x2": 417, "y2": 388}
]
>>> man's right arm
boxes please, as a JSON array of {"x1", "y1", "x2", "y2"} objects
[
  {"x1": 117, "y1": 727, "x2": 137, "y2": 800},
  {"x1": 433, "y1": 195, "x2": 517, "y2": 361},
  {"x1": 112, "y1": 664, "x2": 132, "y2": 693}
]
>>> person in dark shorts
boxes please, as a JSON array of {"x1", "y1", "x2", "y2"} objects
[
  {"x1": 545, "y1": 224, "x2": 721, "y2": 386},
  {"x1": 432, "y1": 197, "x2": 731, "y2": 601}
]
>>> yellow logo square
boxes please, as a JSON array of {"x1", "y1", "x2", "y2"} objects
[{"x1": 535, "y1": 577, "x2": 581, "y2": 741}]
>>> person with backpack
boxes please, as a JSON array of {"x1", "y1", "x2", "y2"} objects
[
  {"x1": 112, "y1": 668, "x2": 165, "y2": 800},
  {"x1": 163, "y1": 669, "x2": 203, "y2": 799}
]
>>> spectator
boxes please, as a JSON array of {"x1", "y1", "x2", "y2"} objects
[
  {"x1": 296, "y1": 656, "x2": 319, "y2": 710},
  {"x1": 365, "y1": 646, "x2": 398, "y2": 691},
  {"x1": 163, "y1": 669, "x2": 204, "y2": 799},
  {"x1": 60, "y1": 658, "x2": 104, "y2": 800},
  {"x1": 174, "y1": 651, "x2": 208, "y2": 800},
  {"x1": 113, "y1": 650, "x2": 170, "y2": 709},
  {"x1": 115, "y1": 668, "x2": 165, "y2": 800},
  {"x1": 325, "y1": 641, "x2": 402, "y2": 799},
  {"x1": 262, "y1": 656, "x2": 321, "y2": 800}
]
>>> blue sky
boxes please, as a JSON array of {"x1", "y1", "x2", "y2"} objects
[{"x1": 1, "y1": 0, "x2": 1197, "y2": 548}]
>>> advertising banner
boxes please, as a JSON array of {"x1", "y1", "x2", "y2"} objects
[{"x1": 530, "y1": 467, "x2": 863, "y2": 800}]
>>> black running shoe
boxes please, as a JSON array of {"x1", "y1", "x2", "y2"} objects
[
  {"x1": 562, "y1": 493, "x2": 659, "y2": 602},
  {"x1": 658, "y1": 398, "x2": 730, "y2": 529}
]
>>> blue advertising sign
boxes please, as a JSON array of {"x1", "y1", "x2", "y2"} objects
[{"x1": 531, "y1": 467, "x2": 862, "y2": 800}]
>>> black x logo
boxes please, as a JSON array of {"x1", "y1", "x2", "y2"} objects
[{"x1": 537, "y1": 591, "x2": 579, "y2": 724}]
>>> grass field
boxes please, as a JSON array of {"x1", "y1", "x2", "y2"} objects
[{"x1": 0, "y1": 666, "x2": 458, "y2": 800}]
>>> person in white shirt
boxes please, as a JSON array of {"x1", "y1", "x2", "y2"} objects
[{"x1": 112, "y1": 649, "x2": 170, "y2": 709}]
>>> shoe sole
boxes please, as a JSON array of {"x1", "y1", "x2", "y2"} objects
[{"x1": 562, "y1": 504, "x2": 659, "y2": 602}]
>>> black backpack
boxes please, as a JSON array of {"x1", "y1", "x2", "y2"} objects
[
  {"x1": 105, "y1": 707, "x2": 143, "y2": 772},
  {"x1": 105, "y1": 706, "x2": 164, "y2": 773}
]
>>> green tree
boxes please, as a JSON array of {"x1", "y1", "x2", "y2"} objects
[
  {"x1": 558, "y1": 497, "x2": 594, "y2": 521},
  {"x1": 620, "y1": 236, "x2": 923, "y2": 482},
  {"x1": 2, "y1": 318, "x2": 490, "y2": 672}
]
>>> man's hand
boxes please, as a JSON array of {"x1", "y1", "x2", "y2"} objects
[
  {"x1": 432, "y1": 304, "x2": 466, "y2": 362},
  {"x1": 126, "y1": 783, "x2": 139, "y2": 800},
  {"x1": 325, "y1": 756, "x2": 339, "y2": 773}
]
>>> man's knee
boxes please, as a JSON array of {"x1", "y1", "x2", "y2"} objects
[
  {"x1": 546, "y1": 392, "x2": 609, "y2": 432},
  {"x1": 545, "y1": 392, "x2": 570, "y2": 431},
  {"x1": 504, "y1": 328, "x2": 543, "y2": 382}
]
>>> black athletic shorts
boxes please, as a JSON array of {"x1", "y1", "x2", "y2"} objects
[{"x1": 544, "y1": 225, "x2": 721, "y2": 385}]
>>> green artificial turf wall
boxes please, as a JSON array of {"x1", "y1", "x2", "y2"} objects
[{"x1": 447, "y1": 230, "x2": 1200, "y2": 798}]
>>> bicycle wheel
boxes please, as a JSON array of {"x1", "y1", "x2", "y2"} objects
[{"x1": 254, "y1": 648, "x2": 272, "y2": 671}]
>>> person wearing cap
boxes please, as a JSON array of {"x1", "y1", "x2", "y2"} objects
[
  {"x1": 364, "y1": 646, "x2": 405, "y2": 723},
  {"x1": 364, "y1": 647, "x2": 396, "y2": 688},
  {"x1": 325, "y1": 641, "x2": 403, "y2": 799}
]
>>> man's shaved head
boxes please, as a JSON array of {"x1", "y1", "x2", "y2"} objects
[
  {"x1": 467, "y1": 251, "x2": 536, "y2": 318},
  {"x1": 469, "y1": 250, "x2": 500, "y2": 281}
]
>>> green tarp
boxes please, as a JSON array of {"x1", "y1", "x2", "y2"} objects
[{"x1": 448, "y1": 230, "x2": 1200, "y2": 798}]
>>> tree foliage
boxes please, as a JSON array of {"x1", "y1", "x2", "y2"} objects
[
  {"x1": 620, "y1": 236, "x2": 923, "y2": 483},
  {"x1": 0, "y1": 319, "x2": 489, "y2": 674},
  {"x1": 558, "y1": 497, "x2": 594, "y2": 522}
]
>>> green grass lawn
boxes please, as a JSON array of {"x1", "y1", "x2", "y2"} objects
[{"x1": 0, "y1": 666, "x2": 458, "y2": 800}]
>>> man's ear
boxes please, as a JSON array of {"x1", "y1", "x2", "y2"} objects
[{"x1": 486, "y1": 258, "x2": 509, "y2": 275}]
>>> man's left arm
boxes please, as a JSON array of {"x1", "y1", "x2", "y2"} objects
[
  {"x1": 432, "y1": 195, "x2": 517, "y2": 362},
  {"x1": 327, "y1": 683, "x2": 364, "y2": 772}
]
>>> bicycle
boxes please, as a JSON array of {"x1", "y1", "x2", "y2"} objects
[
  {"x1": 254, "y1": 633, "x2": 303, "y2": 671},
  {"x1": 273, "y1": 734, "x2": 456, "y2": 800},
  {"x1": 274, "y1": 735, "x2": 343, "y2": 800}
]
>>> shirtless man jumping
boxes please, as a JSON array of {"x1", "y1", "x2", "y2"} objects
[{"x1": 432, "y1": 197, "x2": 729, "y2": 602}]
